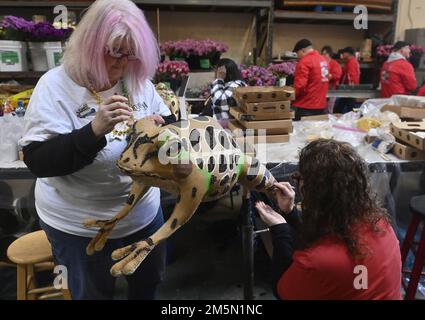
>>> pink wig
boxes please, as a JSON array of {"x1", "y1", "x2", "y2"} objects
[{"x1": 63, "y1": 0, "x2": 159, "y2": 94}]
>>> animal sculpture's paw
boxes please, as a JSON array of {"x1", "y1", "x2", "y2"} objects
[
  {"x1": 83, "y1": 218, "x2": 118, "y2": 255},
  {"x1": 110, "y1": 239, "x2": 155, "y2": 277}
]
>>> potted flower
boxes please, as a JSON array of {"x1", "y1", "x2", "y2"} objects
[
  {"x1": 268, "y1": 61, "x2": 296, "y2": 87},
  {"x1": 0, "y1": 16, "x2": 33, "y2": 71},
  {"x1": 240, "y1": 65, "x2": 277, "y2": 87},
  {"x1": 28, "y1": 22, "x2": 73, "y2": 71},
  {"x1": 160, "y1": 39, "x2": 228, "y2": 70},
  {"x1": 154, "y1": 60, "x2": 190, "y2": 93}
]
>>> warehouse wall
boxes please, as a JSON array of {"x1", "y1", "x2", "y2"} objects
[
  {"x1": 395, "y1": 0, "x2": 425, "y2": 40},
  {"x1": 146, "y1": 11, "x2": 372, "y2": 63},
  {"x1": 273, "y1": 23, "x2": 365, "y2": 56},
  {"x1": 145, "y1": 11, "x2": 256, "y2": 64}
]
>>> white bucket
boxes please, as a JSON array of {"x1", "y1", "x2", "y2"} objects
[
  {"x1": 28, "y1": 42, "x2": 48, "y2": 71},
  {"x1": 0, "y1": 142, "x2": 18, "y2": 162},
  {"x1": 44, "y1": 41, "x2": 63, "y2": 69},
  {"x1": 0, "y1": 40, "x2": 28, "y2": 72}
]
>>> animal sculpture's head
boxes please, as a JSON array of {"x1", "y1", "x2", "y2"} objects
[{"x1": 117, "y1": 119, "x2": 191, "y2": 179}]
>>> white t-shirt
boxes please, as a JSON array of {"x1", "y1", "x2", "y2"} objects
[{"x1": 19, "y1": 66, "x2": 172, "y2": 238}]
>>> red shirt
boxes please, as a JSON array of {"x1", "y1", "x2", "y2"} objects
[
  {"x1": 380, "y1": 59, "x2": 417, "y2": 98},
  {"x1": 418, "y1": 84, "x2": 425, "y2": 96},
  {"x1": 342, "y1": 56, "x2": 360, "y2": 85},
  {"x1": 277, "y1": 220, "x2": 402, "y2": 300},
  {"x1": 293, "y1": 50, "x2": 329, "y2": 110},
  {"x1": 326, "y1": 57, "x2": 343, "y2": 89}
]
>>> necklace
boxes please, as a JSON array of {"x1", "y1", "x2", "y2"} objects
[{"x1": 89, "y1": 79, "x2": 135, "y2": 140}]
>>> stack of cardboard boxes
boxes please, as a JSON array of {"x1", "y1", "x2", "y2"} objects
[
  {"x1": 228, "y1": 86, "x2": 295, "y2": 144},
  {"x1": 390, "y1": 121, "x2": 425, "y2": 161}
]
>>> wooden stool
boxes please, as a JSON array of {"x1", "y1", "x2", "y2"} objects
[
  {"x1": 7, "y1": 230, "x2": 71, "y2": 300},
  {"x1": 401, "y1": 195, "x2": 425, "y2": 300}
]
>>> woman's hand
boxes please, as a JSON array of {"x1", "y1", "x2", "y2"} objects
[
  {"x1": 255, "y1": 201, "x2": 287, "y2": 227},
  {"x1": 274, "y1": 182, "x2": 296, "y2": 214},
  {"x1": 91, "y1": 95, "x2": 133, "y2": 140},
  {"x1": 144, "y1": 114, "x2": 165, "y2": 125}
]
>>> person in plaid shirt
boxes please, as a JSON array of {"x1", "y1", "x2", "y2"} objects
[{"x1": 208, "y1": 58, "x2": 246, "y2": 128}]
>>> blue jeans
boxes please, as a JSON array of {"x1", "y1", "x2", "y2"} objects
[{"x1": 40, "y1": 208, "x2": 166, "y2": 300}]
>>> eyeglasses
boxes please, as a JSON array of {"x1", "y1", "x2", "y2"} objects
[
  {"x1": 106, "y1": 48, "x2": 138, "y2": 61},
  {"x1": 290, "y1": 171, "x2": 303, "y2": 186}
]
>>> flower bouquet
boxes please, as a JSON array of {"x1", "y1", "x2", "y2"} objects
[
  {"x1": 160, "y1": 39, "x2": 228, "y2": 70},
  {"x1": 27, "y1": 21, "x2": 73, "y2": 71},
  {"x1": 240, "y1": 65, "x2": 277, "y2": 87},
  {"x1": 268, "y1": 62, "x2": 297, "y2": 86},
  {"x1": 155, "y1": 60, "x2": 190, "y2": 92},
  {"x1": 29, "y1": 22, "x2": 73, "y2": 42},
  {"x1": 0, "y1": 16, "x2": 33, "y2": 41},
  {"x1": 0, "y1": 16, "x2": 34, "y2": 71}
]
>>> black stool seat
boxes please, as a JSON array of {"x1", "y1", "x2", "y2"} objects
[{"x1": 410, "y1": 196, "x2": 425, "y2": 218}]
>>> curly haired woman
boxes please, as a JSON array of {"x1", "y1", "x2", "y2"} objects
[{"x1": 256, "y1": 139, "x2": 401, "y2": 300}]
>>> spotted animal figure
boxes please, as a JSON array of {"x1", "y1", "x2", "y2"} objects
[
  {"x1": 155, "y1": 83, "x2": 181, "y2": 121},
  {"x1": 83, "y1": 116, "x2": 276, "y2": 276}
]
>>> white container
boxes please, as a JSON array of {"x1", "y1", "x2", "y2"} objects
[
  {"x1": 0, "y1": 142, "x2": 18, "y2": 163},
  {"x1": 278, "y1": 77, "x2": 287, "y2": 87},
  {"x1": 0, "y1": 40, "x2": 28, "y2": 72},
  {"x1": 44, "y1": 41, "x2": 63, "y2": 69},
  {"x1": 28, "y1": 42, "x2": 48, "y2": 71}
]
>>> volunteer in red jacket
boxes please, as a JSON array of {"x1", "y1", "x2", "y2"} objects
[
  {"x1": 255, "y1": 139, "x2": 402, "y2": 300},
  {"x1": 334, "y1": 47, "x2": 361, "y2": 114},
  {"x1": 291, "y1": 39, "x2": 329, "y2": 121},
  {"x1": 322, "y1": 45, "x2": 342, "y2": 113},
  {"x1": 380, "y1": 41, "x2": 417, "y2": 98},
  {"x1": 341, "y1": 46, "x2": 360, "y2": 85},
  {"x1": 322, "y1": 46, "x2": 342, "y2": 89}
]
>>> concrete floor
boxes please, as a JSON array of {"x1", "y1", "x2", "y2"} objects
[{"x1": 115, "y1": 192, "x2": 276, "y2": 300}]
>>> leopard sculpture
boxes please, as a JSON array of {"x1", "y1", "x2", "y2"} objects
[
  {"x1": 155, "y1": 82, "x2": 181, "y2": 121},
  {"x1": 83, "y1": 116, "x2": 277, "y2": 276}
]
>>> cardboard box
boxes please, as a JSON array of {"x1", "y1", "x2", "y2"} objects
[
  {"x1": 390, "y1": 123, "x2": 425, "y2": 151},
  {"x1": 238, "y1": 118, "x2": 293, "y2": 135},
  {"x1": 381, "y1": 105, "x2": 425, "y2": 120},
  {"x1": 300, "y1": 114, "x2": 342, "y2": 121},
  {"x1": 240, "y1": 100, "x2": 292, "y2": 115},
  {"x1": 229, "y1": 106, "x2": 293, "y2": 121},
  {"x1": 228, "y1": 120, "x2": 293, "y2": 137},
  {"x1": 391, "y1": 142, "x2": 425, "y2": 160},
  {"x1": 234, "y1": 86, "x2": 295, "y2": 103},
  {"x1": 391, "y1": 121, "x2": 425, "y2": 131},
  {"x1": 235, "y1": 134, "x2": 289, "y2": 144}
]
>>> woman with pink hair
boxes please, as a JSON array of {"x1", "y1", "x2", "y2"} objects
[{"x1": 19, "y1": 0, "x2": 175, "y2": 299}]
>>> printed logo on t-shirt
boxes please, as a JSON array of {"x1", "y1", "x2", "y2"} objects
[
  {"x1": 320, "y1": 61, "x2": 329, "y2": 82},
  {"x1": 132, "y1": 101, "x2": 148, "y2": 111},
  {"x1": 76, "y1": 103, "x2": 96, "y2": 118},
  {"x1": 382, "y1": 70, "x2": 389, "y2": 82}
]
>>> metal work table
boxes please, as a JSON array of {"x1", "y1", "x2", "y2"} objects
[{"x1": 327, "y1": 90, "x2": 381, "y2": 99}]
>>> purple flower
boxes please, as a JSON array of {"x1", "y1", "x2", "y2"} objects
[
  {"x1": 0, "y1": 16, "x2": 34, "y2": 40},
  {"x1": 239, "y1": 64, "x2": 277, "y2": 86},
  {"x1": 29, "y1": 22, "x2": 73, "y2": 42},
  {"x1": 155, "y1": 60, "x2": 190, "y2": 82},
  {"x1": 267, "y1": 62, "x2": 296, "y2": 77},
  {"x1": 160, "y1": 39, "x2": 228, "y2": 57}
]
